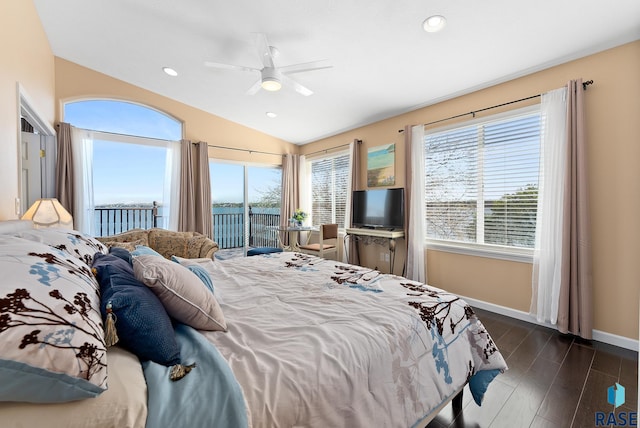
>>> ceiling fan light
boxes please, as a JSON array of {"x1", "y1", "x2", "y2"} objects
[
  {"x1": 423, "y1": 15, "x2": 446, "y2": 32},
  {"x1": 261, "y1": 77, "x2": 282, "y2": 91}
]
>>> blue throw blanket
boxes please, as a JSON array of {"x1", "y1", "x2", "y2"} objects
[{"x1": 142, "y1": 323, "x2": 249, "y2": 428}]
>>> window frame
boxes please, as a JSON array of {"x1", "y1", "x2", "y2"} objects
[
  {"x1": 63, "y1": 98, "x2": 183, "y2": 141},
  {"x1": 209, "y1": 159, "x2": 283, "y2": 251},
  {"x1": 63, "y1": 99, "x2": 183, "y2": 233},
  {"x1": 424, "y1": 105, "x2": 541, "y2": 263}
]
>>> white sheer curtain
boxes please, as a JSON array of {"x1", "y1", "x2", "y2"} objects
[
  {"x1": 531, "y1": 87, "x2": 568, "y2": 324},
  {"x1": 163, "y1": 140, "x2": 181, "y2": 230},
  {"x1": 407, "y1": 125, "x2": 426, "y2": 282},
  {"x1": 71, "y1": 127, "x2": 95, "y2": 235},
  {"x1": 298, "y1": 155, "x2": 311, "y2": 221}
]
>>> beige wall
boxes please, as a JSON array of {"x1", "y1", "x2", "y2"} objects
[
  {"x1": 54, "y1": 58, "x2": 297, "y2": 165},
  {"x1": 303, "y1": 41, "x2": 640, "y2": 342},
  {"x1": 0, "y1": 1, "x2": 55, "y2": 220}
]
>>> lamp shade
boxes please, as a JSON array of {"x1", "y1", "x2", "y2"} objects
[{"x1": 21, "y1": 198, "x2": 74, "y2": 229}]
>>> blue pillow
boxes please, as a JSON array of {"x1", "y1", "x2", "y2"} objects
[
  {"x1": 185, "y1": 264, "x2": 215, "y2": 294},
  {"x1": 170, "y1": 256, "x2": 215, "y2": 294},
  {"x1": 131, "y1": 245, "x2": 163, "y2": 258},
  {"x1": 247, "y1": 247, "x2": 282, "y2": 256},
  {"x1": 109, "y1": 246, "x2": 133, "y2": 265},
  {"x1": 94, "y1": 263, "x2": 181, "y2": 367},
  {"x1": 92, "y1": 252, "x2": 133, "y2": 276}
]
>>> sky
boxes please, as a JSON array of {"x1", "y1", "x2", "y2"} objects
[{"x1": 65, "y1": 100, "x2": 280, "y2": 206}]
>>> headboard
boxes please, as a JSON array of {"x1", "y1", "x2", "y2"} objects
[{"x1": 0, "y1": 220, "x2": 34, "y2": 234}]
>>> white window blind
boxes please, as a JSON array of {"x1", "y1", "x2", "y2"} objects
[
  {"x1": 309, "y1": 152, "x2": 350, "y2": 227},
  {"x1": 425, "y1": 107, "x2": 540, "y2": 250}
]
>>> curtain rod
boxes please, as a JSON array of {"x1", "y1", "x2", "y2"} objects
[
  {"x1": 55, "y1": 124, "x2": 178, "y2": 143},
  {"x1": 305, "y1": 140, "x2": 361, "y2": 157},
  {"x1": 398, "y1": 79, "x2": 594, "y2": 133},
  {"x1": 206, "y1": 144, "x2": 284, "y2": 157}
]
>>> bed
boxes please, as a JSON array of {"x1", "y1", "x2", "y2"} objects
[{"x1": 0, "y1": 220, "x2": 507, "y2": 428}]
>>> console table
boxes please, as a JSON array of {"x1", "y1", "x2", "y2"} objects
[{"x1": 345, "y1": 228, "x2": 405, "y2": 274}]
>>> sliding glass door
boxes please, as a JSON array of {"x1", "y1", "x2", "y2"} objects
[{"x1": 210, "y1": 161, "x2": 281, "y2": 256}]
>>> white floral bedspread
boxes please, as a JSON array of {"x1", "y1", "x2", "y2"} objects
[{"x1": 201, "y1": 252, "x2": 507, "y2": 428}]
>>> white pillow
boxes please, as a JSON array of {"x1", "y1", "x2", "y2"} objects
[
  {"x1": 0, "y1": 236, "x2": 107, "y2": 402},
  {"x1": 11, "y1": 228, "x2": 108, "y2": 266},
  {"x1": 132, "y1": 255, "x2": 226, "y2": 331},
  {"x1": 170, "y1": 255, "x2": 216, "y2": 273}
]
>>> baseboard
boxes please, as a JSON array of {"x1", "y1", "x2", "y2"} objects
[{"x1": 461, "y1": 295, "x2": 639, "y2": 352}]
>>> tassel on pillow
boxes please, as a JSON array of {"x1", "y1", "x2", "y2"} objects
[
  {"x1": 170, "y1": 362, "x2": 197, "y2": 381},
  {"x1": 104, "y1": 300, "x2": 119, "y2": 347},
  {"x1": 93, "y1": 267, "x2": 120, "y2": 347}
]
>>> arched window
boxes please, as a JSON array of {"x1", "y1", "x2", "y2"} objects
[
  {"x1": 64, "y1": 100, "x2": 182, "y2": 235},
  {"x1": 65, "y1": 100, "x2": 181, "y2": 140}
]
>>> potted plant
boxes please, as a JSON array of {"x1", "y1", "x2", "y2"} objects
[{"x1": 291, "y1": 209, "x2": 307, "y2": 227}]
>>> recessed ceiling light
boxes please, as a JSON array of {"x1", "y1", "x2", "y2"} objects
[
  {"x1": 266, "y1": 112, "x2": 278, "y2": 118},
  {"x1": 423, "y1": 15, "x2": 446, "y2": 33},
  {"x1": 163, "y1": 67, "x2": 178, "y2": 77}
]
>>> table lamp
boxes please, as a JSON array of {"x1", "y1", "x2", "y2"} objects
[{"x1": 21, "y1": 198, "x2": 74, "y2": 229}]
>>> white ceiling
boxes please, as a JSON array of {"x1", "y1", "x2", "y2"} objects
[{"x1": 33, "y1": 0, "x2": 640, "y2": 145}]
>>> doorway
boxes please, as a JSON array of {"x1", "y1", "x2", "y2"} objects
[
  {"x1": 17, "y1": 84, "x2": 56, "y2": 216},
  {"x1": 209, "y1": 161, "x2": 282, "y2": 257}
]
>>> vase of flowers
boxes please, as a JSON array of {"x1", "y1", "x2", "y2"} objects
[{"x1": 291, "y1": 209, "x2": 307, "y2": 227}]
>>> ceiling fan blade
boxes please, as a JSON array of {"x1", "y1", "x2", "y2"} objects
[
  {"x1": 282, "y1": 75, "x2": 313, "y2": 96},
  {"x1": 246, "y1": 79, "x2": 263, "y2": 95},
  {"x1": 204, "y1": 61, "x2": 259, "y2": 73},
  {"x1": 279, "y1": 61, "x2": 333, "y2": 75},
  {"x1": 253, "y1": 32, "x2": 275, "y2": 69}
]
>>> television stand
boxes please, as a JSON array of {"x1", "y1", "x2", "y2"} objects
[{"x1": 345, "y1": 228, "x2": 405, "y2": 274}]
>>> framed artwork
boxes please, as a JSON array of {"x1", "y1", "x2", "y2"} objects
[{"x1": 367, "y1": 143, "x2": 395, "y2": 187}]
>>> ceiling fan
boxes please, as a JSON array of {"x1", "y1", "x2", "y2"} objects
[{"x1": 204, "y1": 33, "x2": 332, "y2": 96}]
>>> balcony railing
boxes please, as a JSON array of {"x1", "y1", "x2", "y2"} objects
[
  {"x1": 95, "y1": 203, "x2": 280, "y2": 250},
  {"x1": 94, "y1": 202, "x2": 159, "y2": 237},
  {"x1": 248, "y1": 208, "x2": 280, "y2": 248},
  {"x1": 212, "y1": 207, "x2": 280, "y2": 249}
]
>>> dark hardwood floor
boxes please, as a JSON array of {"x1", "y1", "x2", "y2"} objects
[{"x1": 427, "y1": 308, "x2": 638, "y2": 428}]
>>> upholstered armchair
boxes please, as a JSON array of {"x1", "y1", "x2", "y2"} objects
[{"x1": 96, "y1": 228, "x2": 219, "y2": 260}]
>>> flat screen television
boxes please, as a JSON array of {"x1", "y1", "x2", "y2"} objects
[{"x1": 351, "y1": 188, "x2": 404, "y2": 230}]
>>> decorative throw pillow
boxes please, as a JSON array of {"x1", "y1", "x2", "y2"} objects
[
  {"x1": 133, "y1": 255, "x2": 226, "y2": 331},
  {"x1": 93, "y1": 252, "x2": 134, "y2": 276},
  {"x1": 93, "y1": 260, "x2": 181, "y2": 366},
  {"x1": 95, "y1": 229, "x2": 149, "y2": 247},
  {"x1": 10, "y1": 228, "x2": 108, "y2": 266},
  {"x1": 147, "y1": 229, "x2": 190, "y2": 259},
  {"x1": 100, "y1": 239, "x2": 146, "y2": 253},
  {"x1": 0, "y1": 236, "x2": 107, "y2": 403},
  {"x1": 131, "y1": 245, "x2": 163, "y2": 258},
  {"x1": 170, "y1": 256, "x2": 215, "y2": 294},
  {"x1": 185, "y1": 234, "x2": 212, "y2": 258},
  {"x1": 108, "y1": 247, "x2": 133, "y2": 265}
]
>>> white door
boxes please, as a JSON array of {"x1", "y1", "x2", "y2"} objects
[{"x1": 20, "y1": 131, "x2": 42, "y2": 215}]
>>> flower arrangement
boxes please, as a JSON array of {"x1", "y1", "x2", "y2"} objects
[{"x1": 292, "y1": 209, "x2": 307, "y2": 223}]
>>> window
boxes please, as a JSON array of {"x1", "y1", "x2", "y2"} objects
[
  {"x1": 424, "y1": 106, "x2": 540, "y2": 258},
  {"x1": 65, "y1": 100, "x2": 181, "y2": 140},
  {"x1": 306, "y1": 151, "x2": 350, "y2": 227},
  {"x1": 64, "y1": 100, "x2": 182, "y2": 235}
]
